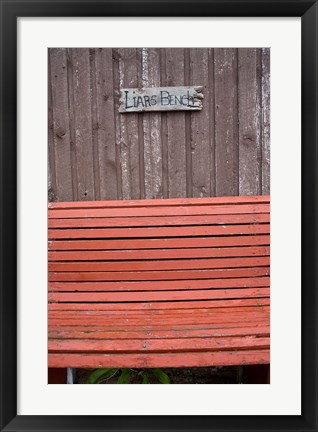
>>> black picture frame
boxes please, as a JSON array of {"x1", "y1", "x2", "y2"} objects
[{"x1": 0, "y1": 1, "x2": 317, "y2": 431}]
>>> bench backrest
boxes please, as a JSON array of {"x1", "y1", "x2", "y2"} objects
[{"x1": 48, "y1": 196, "x2": 270, "y2": 308}]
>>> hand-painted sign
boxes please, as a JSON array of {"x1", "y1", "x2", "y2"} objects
[{"x1": 119, "y1": 86, "x2": 203, "y2": 113}]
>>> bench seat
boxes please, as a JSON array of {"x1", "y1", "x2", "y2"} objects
[{"x1": 48, "y1": 196, "x2": 270, "y2": 369}]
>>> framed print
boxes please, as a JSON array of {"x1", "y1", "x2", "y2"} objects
[{"x1": 0, "y1": 0, "x2": 317, "y2": 431}]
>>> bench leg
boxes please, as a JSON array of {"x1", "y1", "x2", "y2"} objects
[
  {"x1": 237, "y1": 366, "x2": 244, "y2": 383},
  {"x1": 67, "y1": 368, "x2": 75, "y2": 384}
]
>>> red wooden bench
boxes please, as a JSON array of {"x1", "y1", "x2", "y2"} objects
[{"x1": 48, "y1": 196, "x2": 270, "y2": 370}]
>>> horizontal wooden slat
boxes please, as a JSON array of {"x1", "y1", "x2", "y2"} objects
[
  {"x1": 49, "y1": 213, "x2": 269, "y2": 228},
  {"x1": 49, "y1": 256, "x2": 270, "y2": 273},
  {"x1": 49, "y1": 195, "x2": 270, "y2": 210},
  {"x1": 49, "y1": 235, "x2": 270, "y2": 251},
  {"x1": 48, "y1": 324, "x2": 270, "y2": 340},
  {"x1": 49, "y1": 336, "x2": 270, "y2": 353},
  {"x1": 49, "y1": 318, "x2": 269, "y2": 333},
  {"x1": 49, "y1": 276, "x2": 270, "y2": 292},
  {"x1": 49, "y1": 267, "x2": 269, "y2": 282},
  {"x1": 49, "y1": 304, "x2": 270, "y2": 321},
  {"x1": 49, "y1": 246, "x2": 270, "y2": 262},
  {"x1": 48, "y1": 349, "x2": 270, "y2": 368},
  {"x1": 49, "y1": 305, "x2": 270, "y2": 321},
  {"x1": 48, "y1": 313, "x2": 269, "y2": 328},
  {"x1": 49, "y1": 305, "x2": 269, "y2": 319},
  {"x1": 49, "y1": 297, "x2": 270, "y2": 311},
  {"x1": 49, "y1": 203, "x2": 270, "y2": 219},
  {"x1": 49, "y1": 312, "x2": 270, "y2": 329},
  {"x1": 49, "y1": 287, "x2": 270, "y2": 303},
  {"x1": 49, "y1": 319, "x2": 269, "y2": 331},
  {"x1": 49, "y1": 224, "x2": 270, "y2": 239}
]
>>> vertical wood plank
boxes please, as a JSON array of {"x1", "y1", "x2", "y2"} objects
[
  {"x1": 118, "y1": 48, "x2": 141, "y2": 200},
  {"x1": 214, "y1": 49, "x2": 239, "y2": 196},
  {"x1": 184, "y1": 48, "x2": 192, "y2": 197},
  {"x1": 238, "y1": 48, "x2": 262, "y2": 196},
  {"x1": 94, "y1": 48, "x2": 118, "y2": 200},
  {"x1": 66, "y1": 49, "x2": 78, "y2": 201},
  {"x1": 89, "y1": 49, "x2": 101, "y2": 200},
  {"x1": 72, "y1": 48, "x2": 95, "y2": 200},
  {"x1": 112, "y1": 48, "x2": 123, "y2": 200},
  {"x1": 261, "y1": 48, "x2": 270, "y2": 195},
  {"x1": 160, "y1": 49, "x2": 169, "y2": 198},
  {"x1": 165, "y1": 48, "x2": 187, "y2": 198},
  {"x1": 118, "y1": 49, "x2": 131, "y2": 200},
  {"x1": 190, "y1": 48, "x2": 211, "y2": 197},
  {"x1": 48, "y1": 52, "x2": 57, "y2": 202},
  {"x1": 208, "y1": 48, "x2": 216, "y2": 197},
  {"x1": 49, "y1": 48, "x2": 73, "y2": 201},
  {"x1": 141, "y1": 48, "x2": 163, "y2": 199},
  {"x1": 137, "y1": 48, "x2": 145, "y2": 200}
]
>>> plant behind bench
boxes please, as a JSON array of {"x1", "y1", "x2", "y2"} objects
[{"x1": 86, "y1": 368, "x2": 170, "y2": 384}]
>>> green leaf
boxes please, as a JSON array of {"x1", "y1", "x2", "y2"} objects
[
  {"x1": 152, "y1": 368, "x2": 170, "y2": 384},
  {"x1": 86, "y1": 368, "x2": 119, "y2": 384},
  {"x1": 117, "y1": 368, "x2": 131, "y2": 384},
  {"x1": 141, "y1": 372, "x2": 150, "y2": 384}
]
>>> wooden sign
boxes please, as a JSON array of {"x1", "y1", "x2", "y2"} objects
[{"x1": 119, "y1": 86, "x2": 203, "y2": 113}]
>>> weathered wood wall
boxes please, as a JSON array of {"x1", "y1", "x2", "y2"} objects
[{"x1": 48, "y1": 48, "x2": 270, "y2": 202}]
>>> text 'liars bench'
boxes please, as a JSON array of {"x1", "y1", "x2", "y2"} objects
[{"x1": 48, "y1": 196, "x2": 270, "y2": 369}]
